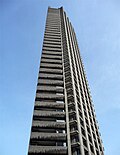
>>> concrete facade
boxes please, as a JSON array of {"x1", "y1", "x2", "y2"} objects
[{"x1": 28, "y1": 7, "x2": 104, "y2": 155}]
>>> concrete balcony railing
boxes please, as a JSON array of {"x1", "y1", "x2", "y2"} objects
[
  {"x1": 45, "y1": 23, "x2": 60, "y2": 27},
  {"x1": 44, "y1": 37, "x2": 61, "y2": 43},
  {"x1": 43, "y1": 41, "x2": 61, "y2": 47},
  {"x1": 35, "y1": 101, "x2": 64, "y2": 109},
  {"x1": 43, "y1": 47, "x2": 61, "y2": 52},
  {"x1": 46, "y1": 22, "x2": 60, "y2": 26},
  {"x1": 30, "y1": 132, "x2": 66, "y2": 141},
  {"x1": 44, "y1": 33, "x2": 60, "y2": 38},
  {"x1": 44, "y1": 36, "x2": 61, "y2": 41},
  {"x1": 40, "y1": 63, "x2": 62, "y2": 69},
  {"x1": 71, "y1": 142, "x2": 80, "y2": 148},
  {"x1": 70, "y1": 130, "x2": 79, "y2": 136},
  {"x1": 45, "y1": 26, "x2": 60, "y2": 29},
  {"x1": 42, "y1": 50, "x2": 62, "y2": 56},
  {"x1": 44, "y1": 32, "x2": 61, "y2": 37},
  {"x1": 33, "y1": 110, "x2": 65, "y2": 119},
  {"x1": 36, "y1": 93, "x2": 64, "y2": 101},
  {"x1": 39, "y1": 73, "x2": 63, "y2": 80},
  {"x1": 68, "y1": 102, "x2": 75, "y2": 108},
  {"x1": 68, "y1": 111, "x2": 76, "y2": 116},
  {"x1": 43, "y1": 43, "x2": 61, "y2": 48},
  {"x1": 42, "y1": 54, "x2": 62, "y2": 60},
  {"x1": 37, "y1": 85, "x2": 63, "y2": 93},
  {"x1": 28, "y1": 145, "x2": 67, "y2": 154},
  {"x1": 32, "y1": 121, "x2": 66, "y2": 129},
  {"x1": 40, "y1": 68, "x2": 63, "y2": 75},
  {"x1": 38, "y1": 79, "x2": 63, "y2": 86},
  {"x1": 41, "y1": 58, "x2": 62, "y2": 64},
  {"x1": 69, "y1": 120, "x2": 77, "y2": 125},
  {"x1": 45, "y1": 28, "x2": 60, "y2": 31}
]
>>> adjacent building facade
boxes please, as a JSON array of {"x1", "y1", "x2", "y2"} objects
[{"x1": 28, "y1": 7, "x2": 104, "y2": 155}]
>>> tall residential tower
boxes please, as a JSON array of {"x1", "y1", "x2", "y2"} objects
[{"x1": 28, "y1": 7, "x2": 104, "y2": 155}]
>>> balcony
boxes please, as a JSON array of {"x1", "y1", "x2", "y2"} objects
[
  {"x1": 42, "y1": 54, "x2": 62, "y2": 60},
  {"x1": 38, "y1": 79, "x2": 63, "y2": 86},
  {"x1": 68, "y1": 102, "x2": 75, "y2": 108},
  {"x1": 33, "y1": 110, "x2": 65, "y2": 119},
  {"x1": 70, "y1": 130, "x2": 79, "y2": 136},
  {"x1": 41, "y1": 58, "x2": 62, "y2": 64},
  {"x1": 30, "y1": 132, "x2": 66, "y2": 141},
  {"x1": 28, "y1": 145, "x2": 67, "y2": 154},
  {"x1": 44, "y1": 32, "x2": 61, "y2": 38},
  {"x1": 69, "y1": 111, "x2": 76, "y2": 116},
  {"x1": 42, "y1": 50, "x2": 62, "y2": 56},
  {"x1": 45, "y1": 30, "x2": 60, "y2": 34},
  {"x1": 43, "y1": 47, "x2": 61, "y2": 52},
  {"x1": 69, "y1": 120, "x2": 77, "y2": 125},
  {"x1": 40, "y1": 63, "x2": 62, "y2": 69},
  {"x1": 32, "y1": 121, "x2": 66, "y2": 129},
  {"x1": 39, "y1": 73, "x2": 63, "y2": 80},
  {"x1": 40, "y1": 68, "x2": 63, "y2": 74},
  {"x1": 43, "y1": 42, "x2": 61, "y2": 47},
  {"x1": 35, "y1": 101, "x2": 64, "y2": 109},
  {"x1": 43, "y1": 44, "x2": 61, "y2": 49},
  {"x1": 71, "y1": 142, "x2": 80, "y2": 148},
  {"x1": 44, "y1": 37, "x2": 61, "y2": 43},
  {"x1": 36, "y1": 93, "x2": 64, "y2": 101},
  {"x1": 37, "y1": 85, "x2": 63, "y2": 93}
]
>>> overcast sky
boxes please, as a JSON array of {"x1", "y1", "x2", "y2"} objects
[{"x1": 1, "y1": 0, "x2": 120, "y2": 155}]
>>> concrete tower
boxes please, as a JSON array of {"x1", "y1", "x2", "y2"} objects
[{"x1": 28, "y1": 7, "x2": 104, "y2": 155}]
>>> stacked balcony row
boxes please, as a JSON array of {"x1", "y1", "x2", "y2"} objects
[{"x1": 28, "y1": 8, "x2": 67, "y2": 153}]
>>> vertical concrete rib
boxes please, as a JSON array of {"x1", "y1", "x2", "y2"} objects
[
  {"x1": 60, "y1": 7, "x2": 72, "y2": 155},
  {"x1": 69, "y1": 23, "x2": 96, "y2": 155},
  {"x1": 72, "y1": 27, "x2": 104, "y2": 154},
  {"x1": 62, "y1": 11, "x2": 84, "y2": 154},
  {"x1": 68, "y1": 19, "x2": 93, "y2": 154}
]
